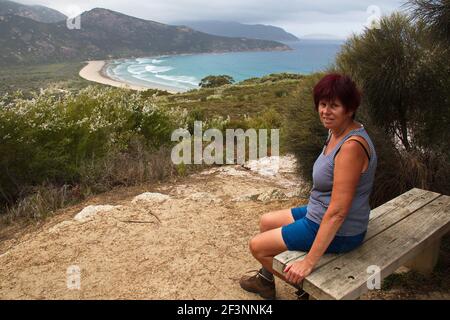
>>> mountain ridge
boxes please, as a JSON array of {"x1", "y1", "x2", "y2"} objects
[
  {"x1": 0, "y1": 7, "x2": 290, "y2": 66},
  {"x1": 174, "y1": 20, "x2": 299, "y2": 42},
  {"x1": 0, "y1": 0, "x2": 66, "y2": 23}
]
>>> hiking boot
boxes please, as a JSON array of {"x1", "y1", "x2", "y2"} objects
[
  {"x1": 295, "y1": 289, "x2": 310, "y2": 300},
  {"x1": 239, "y1": 270, "x2": 276, "y2": 300}
]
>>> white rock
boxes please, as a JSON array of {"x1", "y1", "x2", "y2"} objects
[
  {"x1": 48, "y1": 220, "x2": 74, "y2": 233},
  {"x1": 243, "y1": 155, "x2": 298, "y2": 176},
  {"x1": 257, "y1": 189, "x2": 287, "y2": 202},
  {"x1": 73, "y1": 205, "x2": 118, "y2": 222},
  {"x1": 285, "y1": 190, "x2": 301, "y2": 198},
  {"x1": 216, "y1": 166, "x2": 252, "y2": 177},
  {"x1": 132, "y1": 192, "x2": 170, "y2": 204}
]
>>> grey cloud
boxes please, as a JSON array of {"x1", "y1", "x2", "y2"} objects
[{"x1": 15, "y1": 0, "x2": 405, "y2": 37}]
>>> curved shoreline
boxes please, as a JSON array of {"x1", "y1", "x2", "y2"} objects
[{"x1": 79, "y1": 60, "x2": 184, "y2": 93}]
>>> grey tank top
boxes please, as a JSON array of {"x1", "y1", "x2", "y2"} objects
[{"x1": 306, "y1": 125, "x2": 377, "y2": 236}]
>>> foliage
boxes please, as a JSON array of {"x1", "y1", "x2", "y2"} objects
[
  {"x1": 405, "y1": 0, "x2": 450, "y2": 41},
  {"x1": 335, "y1": 11, "x2": 450, "y2": 203},
  {"x1": 0, "y1": 86, "x2": 177, "y2": 205},
  {"x1": 337, "y1": 13, "x2": 445, "y2": 151},
  {"x1": 140, "y1": 88, "x2": 172, "y2": 98},
  {"x1": 199, "y1": 75, "x2": 235, "y2": 88},
  {"x1": 157, "y1": 78, "x2": 302, "y2": 120},
  {"x1": 0, "y1": 62, "x2": 91, "y2": 97},
  {"x1": 239, "y1": 73, "x2": 305, "y2": 85},
  {"x1": 285, "y1": 73, "x2": 328, "y2": 184}
]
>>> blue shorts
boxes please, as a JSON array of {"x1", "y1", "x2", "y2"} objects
[{"x1": 281, "y1": 206, "x2": 366, "y2": 253}]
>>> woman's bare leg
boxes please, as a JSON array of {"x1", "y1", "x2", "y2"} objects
[
  {"x1": 249, "y1": 227, "x2": 289, "y2": 281},
  {"x1": 259, "y1": 208, "x2": 294, "y2": 233}
]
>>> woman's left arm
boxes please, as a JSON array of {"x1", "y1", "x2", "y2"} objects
[{"x1": 284, "y1": 141, "x2": 366, "y2": 285}]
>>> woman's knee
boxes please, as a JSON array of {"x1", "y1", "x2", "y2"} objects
[
  {"x1": 249, "y1": 235, "x2": 263, "y2": 258},
  {"x1": 259, "y1": 209, "x2": 293, "y2": 232},
  {"x1": 249, "y1": 229, "x2": 287, "y2": 259},
  {"x1": 259, "y1": 213, "x2": 273, "y2": 232},
  {"x1": 248, "y1": 234, "x2": 267, "y2": 258}
]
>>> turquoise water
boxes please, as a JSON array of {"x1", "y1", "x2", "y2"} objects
[{"x1": 105, "y1": 40, "x2": 344, "y2": 92}]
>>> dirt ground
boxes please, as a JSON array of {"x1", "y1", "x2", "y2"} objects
[
  {"x1": 0, "y1": 156, "x2": 448, "y2": 300},
  {"x1": 0, "y1": 157, "x2": 308, "y2": 299}
]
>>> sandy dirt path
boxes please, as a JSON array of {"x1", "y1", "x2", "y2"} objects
[{"x1": 0, "y1": 156, "x2": 309, "y2": 299}]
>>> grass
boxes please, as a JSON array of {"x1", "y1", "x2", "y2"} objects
[
  {"x1": 156, "y1": 79, "x2": 304, "y2": 119},
  {"x1": 0, "y1": 61, "x2": 92, "y2": 97}
]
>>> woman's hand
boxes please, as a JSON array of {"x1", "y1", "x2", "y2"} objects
[{"x1": 283, "y1": 258, "x2": 316, "y2": 285}]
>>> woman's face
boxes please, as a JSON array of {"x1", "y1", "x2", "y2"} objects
[{"x1": 318, "y1": 98, "x2": 353, "y2": 130}]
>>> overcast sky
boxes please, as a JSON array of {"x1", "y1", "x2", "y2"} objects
[{"x1": 16, "y1": 0, "x2": 408, "y2": 38}]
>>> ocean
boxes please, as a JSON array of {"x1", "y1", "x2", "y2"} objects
[{"x1": 105, "y1": 39, "x2": 345, "y2": 92}]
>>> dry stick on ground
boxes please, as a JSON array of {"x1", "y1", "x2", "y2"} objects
[
  {"x1": 115, "y1": 219, "x2": 157, "y2": 224},
  {"x1": 113, "y1": 208, "x2": 161, "y2": 224},
  {"x1": 144, "y1": 208, "x2": 162, "y2": 223}
]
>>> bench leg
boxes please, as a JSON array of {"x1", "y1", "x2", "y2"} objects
[{"x1": 404, "y1": 237, "x2": 441, "y2": 276}]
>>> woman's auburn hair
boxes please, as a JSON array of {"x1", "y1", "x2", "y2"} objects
[{"x1": 313, "y1": 73, "x2": 362, "y2": 116}]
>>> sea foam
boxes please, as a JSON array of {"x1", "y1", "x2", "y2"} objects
[
  {"x1": 155, "y1": 74, "x2": 198, "y2": 86},
  {"x1": 145, "y1": 65, "x2": 174, "y2": 73}
]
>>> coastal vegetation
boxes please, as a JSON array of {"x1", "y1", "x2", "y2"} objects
[
  {"x1": 199, "y1": 75, "x2": 235, "y2": 88},
  {"x1": 0, "y1": 72, "x2": 303, "y2": 226},
  {"x1": 0, "y1": 62, "x2": 91, "y2": 97}
]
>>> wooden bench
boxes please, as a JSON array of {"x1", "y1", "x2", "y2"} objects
[{"x1": 273, "y1": 188, "x2": 450, "y2": 300}]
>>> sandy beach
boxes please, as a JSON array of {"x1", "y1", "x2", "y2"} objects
[{"x1": 79, "y1": 60, "x2": 183, "y2": 93}]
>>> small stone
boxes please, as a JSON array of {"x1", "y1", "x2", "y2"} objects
[
  {"x1": 73, "y1": 205, "x2": 118, "y2": 222},
  {"x1": 132, "y1": 192, "x2": 170, "y2": 204}
]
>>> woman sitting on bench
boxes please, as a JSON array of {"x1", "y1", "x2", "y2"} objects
[{"x1": 240, "y1": 73, "x2": 378, "y2": 299}]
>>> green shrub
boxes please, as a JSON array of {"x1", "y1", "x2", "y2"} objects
[
  {"x1": 275, "y1": 90, "x2": 288, "y2": 98},
  {"x1": 199, "y1": 75, "x2": 235, "y2": 88},
  {"x1": 140, "y1": 88, "x2": 172, "y2": 98},
  {"x1": 0, "y1": 86, "x2": 179, "y2": 206},
  {"x1": 285, "y1": 73, "x2": 328, "y2": 184},
  {"x1": 247, "y1": 107, "x2": 283, "y2": 130},
  {"x1": 239, "y1": 73, "x2": 304, "y2": 85},
  {"x1": 335, "y1": 11, "x2": 450, "y2": 204}
]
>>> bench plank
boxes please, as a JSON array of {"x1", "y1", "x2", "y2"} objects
[
  {"x1": 273, "y1": 188, "x2": 440, "y2": 276},
  {"x1": 303, "y1": 195, "x2": 450, "y2": 300}
]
